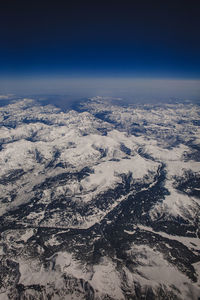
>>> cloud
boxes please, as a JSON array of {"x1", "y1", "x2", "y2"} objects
[{"x1": 0, "y1": 94, "x2": 14, "y2": 99}]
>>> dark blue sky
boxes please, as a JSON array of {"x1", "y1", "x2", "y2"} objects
[{"x1": 0, "y1": 0, "x2": 200, "y2": 78}]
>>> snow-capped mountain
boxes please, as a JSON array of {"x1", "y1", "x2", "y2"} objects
[{"x1": 0, "y1": 96, "x2": 200, "y2": 299}]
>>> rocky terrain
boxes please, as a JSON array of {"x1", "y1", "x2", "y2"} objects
[{"x1": 0, "y1": 96, "x2": 200, "y2": 299}]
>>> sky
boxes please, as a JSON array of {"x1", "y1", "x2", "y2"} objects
[{"x1": 0, "y1": 0, "x2": 200, "y2": 98}]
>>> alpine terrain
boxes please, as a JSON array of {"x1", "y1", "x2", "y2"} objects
[{"x1": 0, "y1": 96, "x2": 200, "y2": 300}]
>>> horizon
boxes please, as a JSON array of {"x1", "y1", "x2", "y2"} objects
[{"x1": 0, "y1": 77, "x2": 200, "y2": 103}]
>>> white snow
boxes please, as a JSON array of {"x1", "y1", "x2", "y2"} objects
[
  {"x1": 126, "y1": 244, "x2": 200, "y2": 300},
  {"x1": 90, "y1": 257, "x2": 124, "y2": 299},
  {"x1": 20, "y1": 228, "x2": 34, "y2": 242},
  {"x1": 150, "y1": 180, "x2": 200, "y2": 223},
  {"x1": 124, "y1": 229, "x2": 135, "y2": 235},
  {"x1": 81, "y1": 154, "x2": 159, "y2": 197},
  {"x1": 1, "y1": 98, "x2": 200, "y2": 299},
  {"x1": 0, "y1": 292, "x2": 9, "y2": 300},
  {"x1": 18, "y1": 252, "x2": 124, "y2": 299},
  {"x1": 137, "y1": 225, "x2": 200, "y2": 252}
]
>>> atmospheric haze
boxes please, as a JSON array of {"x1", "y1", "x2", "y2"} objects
[{"x1": 0, "y1": 77, "x2": 200, "y2": 104}]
